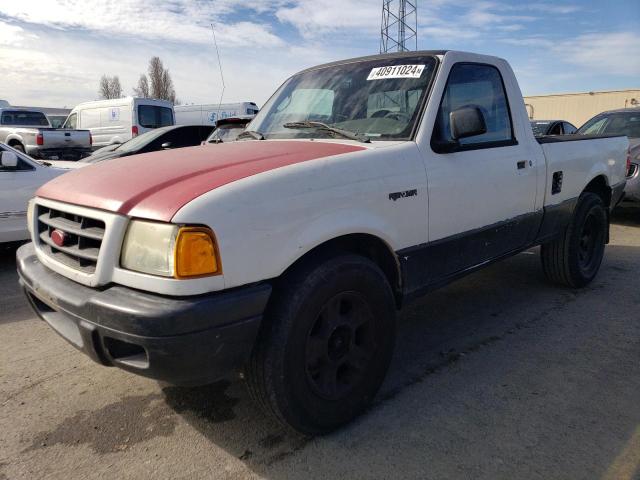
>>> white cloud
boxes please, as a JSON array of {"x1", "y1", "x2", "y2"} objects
[
  {"x1": 522, "y1": 3, "x2": 581, "y2": 14},
  {"x1": 555, "y1": 31, "x2": 640, "y2": 76},
  {"x1": 0, "y1": 19, "x2": 37, "y2": 45},
  {"x1": 0, "y1": 0, "x2": 636, "y2": 110},
  {"x1": 0, "y1": 0, "x2": 284, "y2": 47},
  {"x1": 275, "y1": 0, "x2": 381, "y2": 38}
]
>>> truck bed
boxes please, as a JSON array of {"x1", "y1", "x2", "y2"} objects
[{"x1": 536, "y1": 133, "x2": 624, "y2": 144}]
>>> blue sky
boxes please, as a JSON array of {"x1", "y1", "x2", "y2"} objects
[{"x1": 0, "y1": 0, "x2": 638, "y2": 108}]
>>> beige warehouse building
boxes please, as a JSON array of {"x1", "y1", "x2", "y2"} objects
[{"x1": 524, "y1": 89, "x2": 640, "y2": 128}]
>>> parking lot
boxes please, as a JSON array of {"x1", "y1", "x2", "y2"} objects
[{"x1": 1, "y1": 205, "x2": 639, "y2": 480}]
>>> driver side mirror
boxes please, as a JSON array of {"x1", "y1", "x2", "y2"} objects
[
  {"x1": 161, "y1": 142, "x2": 172, "y2": 149},
  {"x1": 0, "y1": 151, "x2": 19, "y2": 169},
  {"x1": 450, "y1": 106, "x2": 487, "y2": 140}
]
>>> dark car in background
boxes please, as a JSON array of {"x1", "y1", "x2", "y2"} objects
[
  {"x1": 82, "y1": 124, "x2": 214, "y2": 164},
  {"x1": 204, "y1": 117, "x2": 252, "y2": 143},
  {"x1": 43, "y1": 124, "x2": 214, "y2": 169},
  {"x1": 578, "y1": 108, "x2": 640, "y2": 202},
  {"x1": 530, "y1": 120, "x2": 577, "y2": 136}
]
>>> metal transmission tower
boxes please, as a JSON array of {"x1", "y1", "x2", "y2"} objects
[{"x1": 380, "y1": 0, "x2": 417, "y2": 53}]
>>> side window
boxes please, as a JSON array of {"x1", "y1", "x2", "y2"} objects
[
  {"x1": 169, "y1": 127, "x2": 200, "y2": 148},
  {"x1": 563, "y1": 122, "x2": 577, "y2": 134},
  {"x1": 64, "y1": 113, "x2": 77, "y2": 129},
  {"x1": 432, "y1": 63, "x2": 513, "y2": 150},
  {"x1": 0, "y1": 148, "x2": 35, "y2": 171},
  {"x1": 549, "y1": 122, "x2": 563, "y2": 135}
]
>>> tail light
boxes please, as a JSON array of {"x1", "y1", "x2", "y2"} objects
[
  {"x1": 626, "y1": 147, "x2": 632, "y2": 177},
  {"x1": 36, "y1": 133, "x2": 44, "y2": 146},
  {"x1": 89, "y1": 133, "x2": 93, "y2": 146},
  {"x1": 132, "y1": 125, "x2": 139, "y2": 137}
]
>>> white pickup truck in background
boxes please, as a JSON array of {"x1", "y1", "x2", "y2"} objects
[
  {"x1": 0, "y1": 107, "x2": 92, "y2": 160},
  {"x1": 17, "y1": 50, "x2": 628, "y2": 434}
]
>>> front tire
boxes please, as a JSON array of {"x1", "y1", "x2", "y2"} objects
[
  {"x1": 246, "y1": 254, "x2": 396, "y2": 435},
  {"x1": 541, "y1": 192, "x2": 607, "y2": 287}
]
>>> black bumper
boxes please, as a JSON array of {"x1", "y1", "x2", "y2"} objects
[
  {"x1": 16, "y1": 243, "x2": 271, "y2": 386},
  {"x1": 27, "y1": 147, "x2": 92, "y2": 160},
  {"x1": 611, "y1": 180, "x2": 626, "y2": 208}
]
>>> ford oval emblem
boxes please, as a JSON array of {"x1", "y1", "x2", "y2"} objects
[{"x1": 51, "y1": 229, "x2": 68, "y2": 247}]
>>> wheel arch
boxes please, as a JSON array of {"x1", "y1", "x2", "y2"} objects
[
  {"x1": 278, "y1": 233, "x2": 402, "y2": 306},
  {"x1": 581, "y1": 174, "x2": 612, "y2": 243},
  {"x1": 6, "y1": 135, "x2": 25, "y2": 149},
  {"x1": 582, "y1": 174, "x2": 612, "y2": 208}
]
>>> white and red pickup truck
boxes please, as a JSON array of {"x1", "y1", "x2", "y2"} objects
[{"x1": 17, "y1": 50, "x2": 628, "y2": 434}]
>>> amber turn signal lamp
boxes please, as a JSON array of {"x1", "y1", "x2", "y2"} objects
[{"x1": 174, "y1": 227, "x2": 221, "y2": 278}]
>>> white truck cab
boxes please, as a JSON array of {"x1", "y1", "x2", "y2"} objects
[
  {"x1": 64, "y1": 97, "x2": 174, "y2": 149},
  {"x1": 17, "y1": 50, "x2": 628, "y2": 434}
]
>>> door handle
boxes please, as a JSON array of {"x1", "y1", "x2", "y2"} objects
[{"x1": 517, "y1": 161, "x2": 526, "y2": 170}]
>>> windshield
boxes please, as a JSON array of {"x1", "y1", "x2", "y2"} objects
[
  {"x1": 138, "y1": 105, "x2": 174, "y2": 128},
  {"x1": 1, "y1": 110, "x2": 49, "y2": 126},
  {"x1": 248, "y1": 56, "x2": 437, "y2": 141},
  {"x1": 530, "y1": 121, "x2": 551, "y2": 136},
  {"x1": 48, "y1": 115, "x2": 67, "y2": 128},
  {"x1": 578, "y1": 112, "x2": 640, "y2": 138},
  {"x1": 207, "y1": 124, "x2": 248, "y2": 143}
]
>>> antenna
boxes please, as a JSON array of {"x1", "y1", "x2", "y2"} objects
[
  {"x1": 210, "y1": 23, "x2": 226, "y2": 125},
  {"x1": 380, "y1": 0, "x2": 418, "y2": 53}
]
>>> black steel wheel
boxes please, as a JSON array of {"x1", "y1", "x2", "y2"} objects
[
  {"x1": 305, "y1": 291, "x2": 376, "y2": 401},
  {"x1": 246, "y1": 253, "x2": 396, "y2": 435},
  {"x1": 541, "y1": 192, "x2": 607, "y2": 287}
]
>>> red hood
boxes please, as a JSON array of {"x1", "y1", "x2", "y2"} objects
[{"x1": 36, "y1": 140, "x2": 366, "y2": 221}]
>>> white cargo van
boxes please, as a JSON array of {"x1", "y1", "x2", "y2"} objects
[
  {"x1": 174, "y1": 102, "x2": 258, "y2": 126},
  {"x1": 64, "y1": 97, "x2": 174, "y2": 148}
]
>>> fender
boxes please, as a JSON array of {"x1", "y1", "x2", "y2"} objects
[
  {"x1": 276, "y1": 210, "x2": 399, "y2": 276},
  {"x1": 172, "y1": 141, "x2": 428, "y2": 290},
  {"x1": 5, "y1": 132, "x2": 26, "y2": 146}
]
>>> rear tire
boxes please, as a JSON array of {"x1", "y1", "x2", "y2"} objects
[
  {"x1": 541, "y1": 192, "x2": 607, "y2": 288},
  {"x1": 11, "y1": 143, "x2": 25, "y2": 153},
  {"x1": 246, "y1": 253, "x2": 396, "y2": 435}
]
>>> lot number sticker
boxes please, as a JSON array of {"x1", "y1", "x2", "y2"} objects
[
  {"x1": 367, "y1": 64, "x2": 425, "y2": 80},
  {"x1": 109, "y1": 107, "x2": 120, "y2": 121}
]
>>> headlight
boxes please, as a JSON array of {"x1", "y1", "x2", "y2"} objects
[
  {"x1": 120, "y1": 220, "x2": 221, "y2": 278},
  {"x1": 26, "y1": 199, "x2": 35, "y2": 235}
]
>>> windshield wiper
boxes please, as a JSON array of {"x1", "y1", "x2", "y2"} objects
[
  {"x1": 237, "y1": 130, "x2": 265, "y2": 140},
  {"x1": 283, "y1": 121, "x2": 370, "y2": 143}
]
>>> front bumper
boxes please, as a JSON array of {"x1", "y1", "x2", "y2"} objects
[
  {"x1": 26, "y1": 146, "x2": 92, "y2": 160},
  {"x1": 16, "y1": 243, "x2": 271, "y2": 386}
]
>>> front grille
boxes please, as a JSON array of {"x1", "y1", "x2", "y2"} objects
[
  {"x1": 36, "y1": 205, "x2": 105, "y2": 273},
  {"x1": 627, "y1": 163, "x2": 638, "y2": 178}
]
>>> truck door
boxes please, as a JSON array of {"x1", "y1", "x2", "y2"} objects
[
  {"x1": 0, "y1": 149, "x2": 38, "y2": 242},
  {"x1": 422, "y1": 62, "x2": 538, "y2": 279}
]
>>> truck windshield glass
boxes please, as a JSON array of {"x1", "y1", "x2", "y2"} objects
[
  {"x1": 138, "y1": 105, "x2": 174, "y2": 129},
  {"x1": 1, "y1": 110, "x2": 49, "y2": 126},
  {"x1": 248, "y1": 56, "x2": 437, "y2": 141},
  {"x1": 578, "y1": 112, "x2": 640, "y2": 139}
]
